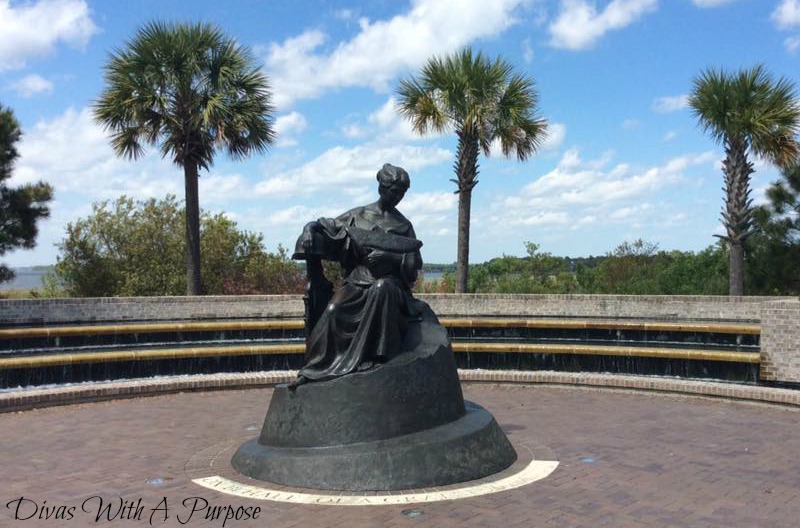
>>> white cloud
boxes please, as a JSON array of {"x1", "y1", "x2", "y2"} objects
[
  {"x1": 198, "y1": 174, "x2": 254, "y2": 206},
  {"x1": 663, "y1": 130, "x2": 679, "y2": 142},
  {"x1": 492, "y1": 148, "x2": 717, "y2": 228},
  {"x1": 340, "y1": 185, "x2": 375, "y2": 206},
  {"x1": 548, "y1": 0, "x2": 658, "y2": 51},
  {"x1": 14, "y1": 106, "x2": 192, "y2": 201},
  {"x1": 6, "y1": 106, "x2": 447, "y2": 265},
  {"x1": 368, "y1": 96, "x2": 420, "y2": 141},
  {"x1": 254, "y1": 144, "x2": 452, "y2": 197},
  {"x1": 263, "y1": 0, "x2": 525, "y2": 106},
  {"x1": 621, "y1": 118, "x2": 640, "y2": 130},
  {"x1": 609, "y1": 203, "x2": 652, "y2": 219},
  {"x1": 369, "y1": 98, "x2": 400, "y2": 129},
  {"x1": 522, "y1": 37, "x2": 535, "y2": 63},
  {"x1": 258, "y1": 195, "x2": 454, "y2": 252},
  {"x1": 15, "y1": 107, "x2": 112, "y2": 187},
  {"x1": 8, "y1": 107, "x2": 184, "y2": 264},
  {"x1": 652, "y1": 94, "x2": 689, "y2": 113},
  {"x1": 509, "y1": 210, "x2": 571, "y2": 227},
  {"x1": 772, "y1": 1, "x2": 800, "y2": 51},
  {"x1": 334, "y1": 8, "x2": 357, "y2": 21},
  {"x1": 0, "y1": 0, "x2": 98, "y2": 71},
  {"x1": 337, "y1": 96, "x2": 440, "y2": 143},
  {"x1": 401, "y1": 191, "x2": 457, "y2": 215},
  {"x1": 784, "y1": 36, "x2": 800, "y2": 53},
  {"x1": 490, "y1": 122, "x2": 565, "y2": 154},
  {"x1": 399, "y1": 191, "x2": 457, "y2": 240},
  {"x1": 258, "y1": 193, "x2": 451, "y2": 233},
  {"x1": 773, "y1": 0, "x2": 800, "y2": 29},
  {"x1": 341, "y1": 123, "x2": 369, "y2": 139},
  {"x1": 691, "y1": 0, "x2": 740, "y2": 6},
  {"x1": 541, "y1": 123, "x2": 567, "y2": 151},
  {"x1": 266, "y1": 204, "x2": 342, "y2": 227},
  {"x1": 274, "y1": 111, "x2": 308, "y2": 147},
  {"x1": 8, "y1": 106, "x2": 270, "y2": 264},
  {"x1": 752, "y1": 183, "x2": 773, "y2": 207},
  {"x1": 10, "y1": 74, "x2": 54, "y2": 97}
]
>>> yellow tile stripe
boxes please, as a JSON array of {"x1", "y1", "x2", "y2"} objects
[
  {"x1": 0, "y1": 317, "x2": 759, "y2": 339},
  {"x1": 451, "y1": 343, "x2": 759, "y2": 363},
  {"x1": 440, "y1": 318, "x2": 760, "y2": 335},
  {"x1": 0, "y1": 344, "x2": 305, "y2": 369},
  {"x1": 0, "y1": 320, "x2": 304, "y2": 339},
  {"x1": 0, "y1": 342, "x2": 758, "y2": 370}
]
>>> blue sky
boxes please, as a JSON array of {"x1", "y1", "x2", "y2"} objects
[{"x1": 3, "y1": 0, "x2": 800, "y2": 267}]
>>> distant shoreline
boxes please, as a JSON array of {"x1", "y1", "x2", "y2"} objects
[
  {"x1": 0, "y1": 267, "x2": 51, "y2": 291},
  {"x1": 1, "y1": 266, "x2": 444, "y2": 292}
]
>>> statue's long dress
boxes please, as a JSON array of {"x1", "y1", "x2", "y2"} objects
[
  {"x1": 233, "y1": 200, "x2": 517, "y2": 492},
  {"x1": 299, "y1": 205, "x2": 422, "y2": 382}
]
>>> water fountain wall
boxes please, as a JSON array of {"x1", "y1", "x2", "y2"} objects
[{"x1": 2, "y1": 294, "x2": 797, "y2": 386}]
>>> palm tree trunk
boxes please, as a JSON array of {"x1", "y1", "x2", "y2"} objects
[
  {"x1": 454, "y1": 131, "x2": 479, "y2": 294},
  {"x1": 456, "y1": 188, "x2": 472, "y2": 294},
  {"x1": 729, "y1": 242, "x2": 745, "y2": 296},
  {"x1": 721, "y1": 136, "x2": 754, "y2": 296},
  {"x1": 184, "y1": 161, "x2": 203, "y2": 295}
]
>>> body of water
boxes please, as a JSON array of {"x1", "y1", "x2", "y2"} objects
[
  {"x1": 1, "y1": 267, "x2": 444, "y2": 291},
  {"x1": 0, "y1": 268, "x2": 49, "y2": 291},
  {"x1": 423, "y1": 270, "x2": 443, "y2": 282}
]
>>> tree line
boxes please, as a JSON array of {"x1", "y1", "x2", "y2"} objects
[
  {"x1": 6, "y1": 180, "x2": 799, "y2": 297},
  {"x1": 45, "y1": 195, "x2": 303, "y2": 297},
  {"x1": 423, "y1": 158, "x2": 800, "y2": 295}
]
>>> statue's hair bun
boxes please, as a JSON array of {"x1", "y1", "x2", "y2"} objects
[{"x1": 377, "y1": 164, "x2": 410, "y2": 188}]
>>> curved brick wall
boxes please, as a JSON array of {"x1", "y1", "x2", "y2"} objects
[
  {"x1": 760, "y1": 299, "x2": 800, "y2": 383},
  {"x1": 1, "y1": 294, "x2": 791, "y2": 326},
  {"x1": 419, "y1": 294, "x2": 785, "y2": 322},
  {"x1": 2, "y1": 294, "x2": 798, "y2": 383},
  {"x1": 0, "y1": 295, "x2": 304, "y2": 326}
]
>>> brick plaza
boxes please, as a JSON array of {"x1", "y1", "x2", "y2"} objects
[{"x1": 2, "y1": 383, "x2": 799, "y2": 528}]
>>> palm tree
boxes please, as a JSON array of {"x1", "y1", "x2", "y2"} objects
[
  {"x1": 396, "y1": 48, "x2": 547, "y2": 293},
  {"x1": 689, "y1": 65, "x2": 800, "y2": 296},
  {"x1": 94, "y1": 21, "x2": 275, "y2": 295}
]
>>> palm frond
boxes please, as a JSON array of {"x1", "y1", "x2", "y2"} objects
[
  {"x1": 94, "y1": 20, "x2": 274, "y2": 168},
  {"x1": 395, "y1": 46, "x2": 547, "y2": 161},
  {"x1": 395, "y1": 78, "x2": 448, "y2": 135},
  {"x1": 689, "y1": 64, "x2": 800, "y2": 163}
]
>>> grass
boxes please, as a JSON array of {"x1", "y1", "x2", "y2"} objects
[{"x1": 0, "y1": 288, "x2": 46, "y2": 299}]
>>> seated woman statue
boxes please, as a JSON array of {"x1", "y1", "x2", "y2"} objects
[{"x1": 290, "y1": 164, "x2": 423, "y2": 388}]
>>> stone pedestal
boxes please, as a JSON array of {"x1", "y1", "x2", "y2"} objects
[{"x1": 232, "y1": 303, "x2": 516, "y2": 491}]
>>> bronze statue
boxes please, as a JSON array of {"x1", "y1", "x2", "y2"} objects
[
  {"x1": 233, "y1": 163, "x2": 516, "y2": 491},
  {"x1": 291, "y1": 163, "x2": 423, "y2": 387}
]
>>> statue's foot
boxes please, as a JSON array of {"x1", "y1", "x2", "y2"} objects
[
  {"x1": 288, "y1": 375, "x2": 308, "y2": 391},
  {"x1": 357, "y1": 361, "x2": 374, "y2": 372},
  {"x1": 357, "y1": 356, "x2": 388, "y2": 372}
]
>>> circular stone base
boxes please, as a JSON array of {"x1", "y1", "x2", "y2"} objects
[{"x1": 231, "y1": 401, "x2": 517, "y2": 491}]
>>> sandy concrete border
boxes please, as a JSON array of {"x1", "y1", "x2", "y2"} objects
[
  {"x1": 1, "y1": 369, "x2": 798, "y2": 413},
  {"x1": 191, "y1": 459, "x2": 560, "y2": 506}
]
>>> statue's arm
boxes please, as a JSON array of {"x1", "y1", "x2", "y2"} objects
[
  {"x1": 298, "y1": 221, "x2": 320, "y2": 252},
  {"x1": 403, "y1": 225, "x2": 423, "y2": 286},
  {"x1": 295, "y1": 213, "x2": 352, "y2": 262}
]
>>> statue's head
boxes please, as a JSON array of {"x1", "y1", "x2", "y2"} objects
[{"x1": 376, "y1": 164, "x2": 410, "y2": 208}]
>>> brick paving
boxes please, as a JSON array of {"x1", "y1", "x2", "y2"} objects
[{"x1": 1, "y1": 383, "x2": 799, "y2": 527}]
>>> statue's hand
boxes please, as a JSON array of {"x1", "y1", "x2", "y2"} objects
[
  {"x1": 300, "y1": 221, "x2": 319, "y2": 250},
  {"x1": 366, "y1": 249, "x2": 393, "y2": 266}
]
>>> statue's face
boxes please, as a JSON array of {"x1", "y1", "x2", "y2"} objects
[{"x1": 379, "y1": 184, "x2": 407, "y2": 207}]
